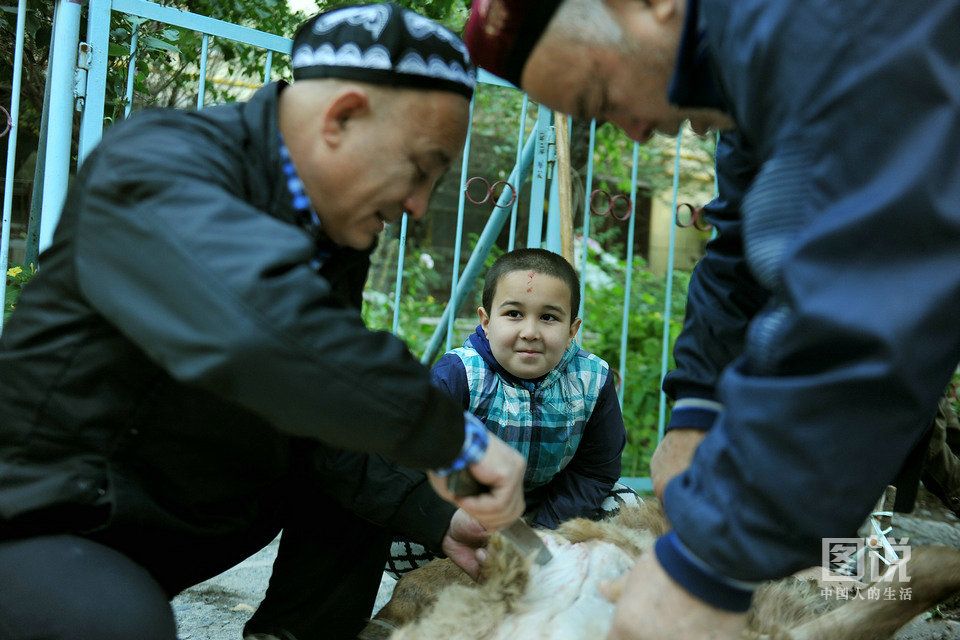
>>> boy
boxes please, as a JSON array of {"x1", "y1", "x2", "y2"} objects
[
  {"x1": 433, "y1": 248, "x2": 630, "y2": 529},
  {"x1": 386, "y1": 248, "x2": 635, "y2": 578}
]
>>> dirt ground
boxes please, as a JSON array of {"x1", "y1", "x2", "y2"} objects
[
  {"x1": 171, "y1": 537, "x2": 398, "y2": 640},
  {"x1": 173, "y1": 486, "x2": 960, "y2": 640}
]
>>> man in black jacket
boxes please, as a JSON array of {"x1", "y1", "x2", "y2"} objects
[{"x1": 0, "y1": 5, "x2": 525, "y2": 640}]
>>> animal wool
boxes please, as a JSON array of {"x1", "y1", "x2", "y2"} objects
[{"x1": 363, "y1": 502, "x2": 960, "y2": 640}]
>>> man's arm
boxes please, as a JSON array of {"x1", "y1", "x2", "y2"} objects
[
  {"x1": 602, "y1": 549, "x2": 748, "y2": 640},
  {"x1": 649, "y1": 427, "x2": 705, "y2": 500},
  {"x1": 662, "y1": 129, "x2": 767, "y2": 422},
  {"x1": 308, "y1": 444, "x2": 499, "y2": 581},
  {"x1": 662, "y1": 0, "x2": 960, "y2": 593},
  {"x1": 72, "y1": 120, "x2": 463, "y2": 471},
  {"x1": 310, "y1": 445, "x2": 457, "y2": 550},
  {"x1": 651, "y1": 130, "x2": 767, "y2": 499}
]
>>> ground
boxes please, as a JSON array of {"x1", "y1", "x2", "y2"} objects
[
  {"x1": 173, "y1": 487, "x2": 960, "y2": 640},
  {"x1": 172, "y1": 536, "x2": 398, "y2": 640}
]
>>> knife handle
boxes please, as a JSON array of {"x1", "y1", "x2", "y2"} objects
[{"x1": 447, "y1": 467, "x2": 491, "y2": 498}]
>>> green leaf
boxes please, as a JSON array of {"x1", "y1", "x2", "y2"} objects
[
  {"x1": 141, "y1": 35, "x2": 180, "y2": 53},
  {"x1": 176, "y1": 27, "x2": 199, "y2": 50},
  {"x1": 108, "y1": 42, "x2": 130, "y2": 57},
  {"x1": 5, "y1": 284, "x2": 20, "y2": 323}
]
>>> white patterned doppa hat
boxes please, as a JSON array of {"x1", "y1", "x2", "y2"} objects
[{"x1": 291, "y1": 3, "x2": 477, "y2": 99}]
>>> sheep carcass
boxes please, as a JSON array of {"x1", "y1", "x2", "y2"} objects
[{"x1": 361, "y1": 501, "x2": 960, "y2": 640}]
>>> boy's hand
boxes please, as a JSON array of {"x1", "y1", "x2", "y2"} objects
[
  {"x1": 649, "y1": 428, "x2": 706, "y2": 500},
  {"x1": 601, "y1": 550, "x2": 747, "y2": 640},
  {"x1": 441, "y1": 508, "x2": 490, "y2": 581},
  {"x1": 429, "y1": 434, "x2": 526, "y2": 531}
]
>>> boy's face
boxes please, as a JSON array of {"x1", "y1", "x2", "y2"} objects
[{"x1": 479, "y1": 270, "x2": 582, "y2": 380}]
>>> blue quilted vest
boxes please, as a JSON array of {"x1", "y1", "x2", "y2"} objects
[{"x1": 453, "y1": 334, "x2": 610, "y2": 490}]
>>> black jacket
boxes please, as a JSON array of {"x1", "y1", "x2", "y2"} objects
[{"x1": 0, "y1": 83, "x2": 461, "y2": 551}]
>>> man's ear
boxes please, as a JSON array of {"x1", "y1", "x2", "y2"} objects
[
  {"x1": 645, "y1": 0, "x2": 677, "y2": 23},
  {"x1": 569, "y1": 317, "x2": 582, "y2": 342},
  {"x1": 610, "y1": 0, "x2": 674, "y2": 24},
  {"x1": 321, "y1": 87, "x2": 370, "y2": 147}
]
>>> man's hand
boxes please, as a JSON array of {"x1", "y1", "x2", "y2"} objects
[
  {"x1": 428, "y1": 434, "x2": 525, "y2": 531},
  {"x1": 649, "y1": 428, "x2": 706, "y2": 500},
  {"x1": 601, "y1": 550, "x2": 747, "y2": 640},
  {"x1": 440, "y1": 508, "x2": 489, "y2": 581}
]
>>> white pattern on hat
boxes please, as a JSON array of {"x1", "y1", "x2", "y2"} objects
[
  {"x1": 311, "y1": 5, "x2": 390, "y2": 39},
  {"x1": 395, "y1": 52, "x2": 477, "y2": 87},
  {"x1": 291, "y1": 43, "x2": 392, "y2": 71},
  {"x1": 402, "y1": 11, "x2": 470, "y2": 58}
]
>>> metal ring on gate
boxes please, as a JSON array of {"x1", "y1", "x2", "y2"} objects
[
  {"x1": 675, "y1": 202, "x2": 713, "y2": 231},
  {"x1": 589, "y1": 189, "x2": 633, "y2": 221},
  {"x1": 465, "y1": 177, "x2": 517, "y2": 208},
  {"x1": 0, "y1": 105, "x2": 10, "y2": 139}
]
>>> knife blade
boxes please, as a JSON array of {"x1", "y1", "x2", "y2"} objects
[{"x1": 447, "y1": 467, "x2": 553, "y2": 566}]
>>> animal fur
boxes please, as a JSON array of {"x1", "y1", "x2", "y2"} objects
[{"x1": 360, "y1": 501, "x2": 960, "y2": 640}]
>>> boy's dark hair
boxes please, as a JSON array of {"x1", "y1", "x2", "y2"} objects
[{"x1": 482, "y1": 248, "x2": 581, "y2": 323}]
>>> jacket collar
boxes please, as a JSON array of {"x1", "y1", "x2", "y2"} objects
[
  {"x1": 667, "y1": 0, "x2": 728, "y2": 113},
  {"x1": 242, "y1": 81, "x2": 291, "y2": 223},
  {"x1": 243, "y1": 81, "x2": 342, "y2": 258}
]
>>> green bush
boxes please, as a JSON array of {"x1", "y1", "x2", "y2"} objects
[
  {"x1": 577, "y1": 251, "x2": 689, "y2": 478},
  {"x1": 362, "y1": 235, "x2": 503, "y2": 353},
  {"x1": 4, "y1": 264, "x2": 36, "y2": 325}
]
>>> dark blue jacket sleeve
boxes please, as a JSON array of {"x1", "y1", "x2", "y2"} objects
[
  {"x1": 661, "y1": 130, "x2": 768, "y2": 432},
  {"x1": 661, "y1": 0, "x2": 960, "y2": 595},
  {"x1": 430, "y1": 353, "x2": 470, "y2": 408},
  {"x1": 532, "y1": 371, "x2": 625, "y2": 529}
]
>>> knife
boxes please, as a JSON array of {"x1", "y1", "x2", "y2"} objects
[{"x1": 447, "y1": 467, "x2": 553, "y2": 566}]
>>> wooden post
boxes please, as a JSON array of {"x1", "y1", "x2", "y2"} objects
[{"x1": 554, "y1": 112, "x2": 575, "y2": 265}]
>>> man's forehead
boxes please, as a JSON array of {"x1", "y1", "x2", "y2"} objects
[
  {"x1": 402, "y1": 96, "x2": 470, "y2": 162},
  {"x1": 515, "y1": 34, "x2": 605, "y2": 121}
]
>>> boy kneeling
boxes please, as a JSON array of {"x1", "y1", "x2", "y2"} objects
[{"x1": 388, "y1": 248, "x2": 637, "y2": 577}]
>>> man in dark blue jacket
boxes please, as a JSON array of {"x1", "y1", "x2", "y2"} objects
[{"x1": 464, "y1": 0, "x2": 960, "y2": 638}]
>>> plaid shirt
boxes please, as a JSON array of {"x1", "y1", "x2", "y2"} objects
[{"x1": 451, "y1": 336, "x2": 608, "y2": 490}]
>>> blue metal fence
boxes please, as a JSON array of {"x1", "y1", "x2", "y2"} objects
[{"x1": 2, "y1": 0, "x2": 714, "y2": 492}]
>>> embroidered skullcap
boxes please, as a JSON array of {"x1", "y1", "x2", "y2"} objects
[
  {"x1": 463, "y1": 0, "x2": 562, "y2": 87},
  {"x1": 291, "y1": 3, "x2": 476, "y2": 99}
]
